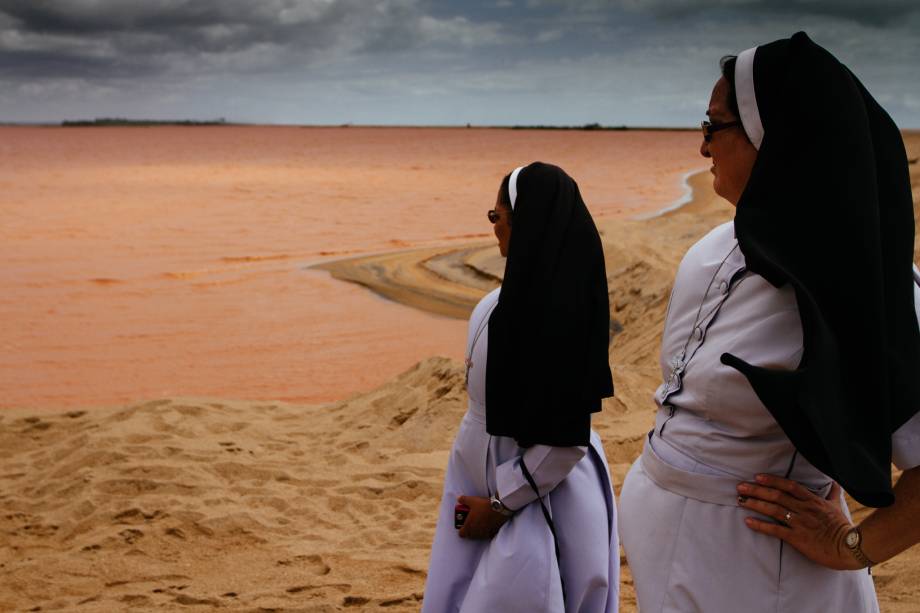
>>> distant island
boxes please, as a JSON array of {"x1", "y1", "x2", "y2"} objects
[
  {"x1": 508, "y1": 123, "x2": 695, "y2": 131},
  {"x1": 331, "y1": 123, "x2": 696, "y2": 131},
  {"x1": 61, "y1": 118, "x2": 230, "y2": 127}
]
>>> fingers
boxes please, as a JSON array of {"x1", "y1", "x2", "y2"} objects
[
  {"x1": 457, "y1": 495, "x2": 469, "y2": 506},
  {"x1": 753, "y1": 474, "x2": 815, "y2": 501},
  {"x1": 744, "y1": 516, "x2": 793, "y2": 540},
  {"x1": 738, "y1": 496, "x2": 794, "y2": 524},
  {"x1": 737, "y1": 482, "x2": 802, "y2": 512}
]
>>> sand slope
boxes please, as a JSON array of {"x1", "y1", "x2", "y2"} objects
[
  {"x1": 2, "y1": 133, "x2": 918, "y2": 612},
  {"x1": 0, "y1": 359, "x2": 466, "y2": 612}
]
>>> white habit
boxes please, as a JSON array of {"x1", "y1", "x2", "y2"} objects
[
  {"x1": 619, "y1": 222, "x2": 920, "y2": 612},
  {"x1": 422, "y1": 288, "x2": 620, "y2": 613}
]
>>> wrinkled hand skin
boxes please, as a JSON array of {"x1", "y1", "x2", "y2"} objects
[
  {"x1": 737, "y1": 474, "x2": 863, "y2": 571},
  {"x1": 457, "y1": 495, "x2": 510, "y2": 540}
]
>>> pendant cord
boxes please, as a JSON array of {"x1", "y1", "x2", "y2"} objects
[{"x1": 521, "y1": 457, "x2": 566, "y2": 605}]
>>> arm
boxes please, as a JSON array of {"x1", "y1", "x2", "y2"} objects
[
  {"x1": 458, "y1": 444, "x2": 587, "y2": 540},
  {"x1": 495, "y1": 444, "x2": 587, "y2": 511},
  {"x1": 738, "y1": 467, "x2": 920, "y2": 570},
  {"x1": 860, "y1": 466, "x2": 920, "y2": 564},
  {"x1": 740, "y1": 273, "x2": 920, "y2": 567}
]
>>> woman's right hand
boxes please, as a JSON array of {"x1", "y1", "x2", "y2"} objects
[{"x1": 457, "y1": 495, "x2": 510, "y2": 540}]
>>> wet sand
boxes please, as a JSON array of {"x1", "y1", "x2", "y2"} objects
[{"x1": 2, "y1": 133, "x2": 918, "y2": 612}]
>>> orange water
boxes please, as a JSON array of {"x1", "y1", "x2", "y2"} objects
[{"x1": 0, "y1": 126, "x2": 704, "y2": 409}]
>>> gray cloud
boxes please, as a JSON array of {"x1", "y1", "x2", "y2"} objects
[
  {"x1": 0, "y1": 0, "x2": 916, "y2": 126},
  {"x1": 0, "y1": 0, "x2": 505, "y2": 80},
  {"x1": 530, "y1": 0, "x2": 920, "y2": 25}
]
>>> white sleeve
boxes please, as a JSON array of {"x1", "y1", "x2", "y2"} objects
[
  {"x1": 494, "y1": 445, "x2": 587, "y2": 511},
  {"x1": 894, "y1": 267, "x2": 920, "y2": 470},
  {"x1": 893, "y1": 411, "x2": 920, "y2": 470}
]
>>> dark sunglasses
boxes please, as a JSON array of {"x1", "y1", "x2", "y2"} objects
[
  {"x1": 488, "y1": 209, "x2": 509, "y2": 224},
  {"x1": 701, "y1": 119, "x2": 741, "y2": 143}
]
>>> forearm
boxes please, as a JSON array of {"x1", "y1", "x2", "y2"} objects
[
  {"x1": 859, "y1": 466, "x2": 920, "y2": 564},
  {"x1": 495, "y1": 444, "x2": 587, "y2": 511}
]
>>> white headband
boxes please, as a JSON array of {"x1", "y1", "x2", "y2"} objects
[
  {"x1": 508, "y1": 166, "x2": 525, "y2": 210},
  {"x1": 735, "y1": 46, "x2": 764, "y2": 150}
]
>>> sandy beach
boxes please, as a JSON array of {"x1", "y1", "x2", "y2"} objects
[{"x1": 2, "y1": 131, "x2": 919, "y2": 612}]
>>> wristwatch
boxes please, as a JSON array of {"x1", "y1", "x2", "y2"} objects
[
  {"x1": 490, "y1": 494, "x2": 515, "y2": 517},
  {"x1": 843, "y1": 526, "x2": 875, "y2": 568}
]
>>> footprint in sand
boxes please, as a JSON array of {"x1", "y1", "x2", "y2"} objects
[
  {"x1": 395, "y1": 564, "x2": 425, "y2": 577},
  {"x1": 20, "y1": 522, "x2": 59, "y2": 537},
  {"x1": 275, "y1": 554, "x2": 331, "y2": 576},
  {"x1": 174, "y1": 594, "x2": 220, "y2": 606},
  {"x1": 20, "y1": 417, "x2": 51, "y2": 433},
  {"x1": 380, "y1": 593, "x2": 424, "y2": 607},
  {"x1": 119, "y1": 528, "x2": 143, "y2": 544},
  {"x1": 119, "y1": 594, "x2": 151, "y2": 606},
  {"x1": 113, "y1": 508, "x2": 166, "y2": 524}
]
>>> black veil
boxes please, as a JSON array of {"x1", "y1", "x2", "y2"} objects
[
  {"x1": 722, "y1": 32, "x2": 920, "y2": 507},
  {"x1": 486, "y1": 162, "x2": 614, "y2": 447}
]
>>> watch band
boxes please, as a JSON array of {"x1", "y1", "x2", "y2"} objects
[
  {"x1": 845, "y1": 527, "x2": 875, "y2": 568},
  {"x1": 490, "y1": 495, "x2": 515, "y2": 517}
]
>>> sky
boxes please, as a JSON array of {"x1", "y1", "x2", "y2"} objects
[{"x1": 1, "y1": 0, "x2": 918, "y2": 127}]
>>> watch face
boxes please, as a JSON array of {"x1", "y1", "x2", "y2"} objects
[{"x1": 845, "y1": 530, "x2": 859, "y2": 548}]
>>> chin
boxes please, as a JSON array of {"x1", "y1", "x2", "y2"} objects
[{"x1": 712, "y1": 177, "x2": 729, "y2": 202}]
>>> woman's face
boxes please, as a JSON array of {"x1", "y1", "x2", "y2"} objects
[
  {"x1": 493, "y1": 191, "x2": 512, "y2": 257},
  {"x1": 701, "y1": 76, "x2": 758, "y2": 206}
]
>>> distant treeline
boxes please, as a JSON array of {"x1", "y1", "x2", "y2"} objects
[
  {"x1": 61, "y1": 118, "x2": 229, "y2": 127},
  {"x1": 508, "y1": 123, "x2": 695, "y2": 131}
]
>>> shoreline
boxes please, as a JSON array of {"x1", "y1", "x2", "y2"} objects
[
  {"x1": 631, "y1": 167, "x2": 707, "y2": 220},
  {"x1": 312, "y1": 168, "x2": 715, "y2": 319}
]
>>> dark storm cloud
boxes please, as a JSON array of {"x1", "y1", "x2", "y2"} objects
[
  {"x1": 0, "y1": 0, "x2": 503, "y2": 80},
  {"x1": 0, "y1": 0, "x2": 916, "y2": 125},
  {"x1": 532, "y1": 0, "x2": 920, "y2": 25}
]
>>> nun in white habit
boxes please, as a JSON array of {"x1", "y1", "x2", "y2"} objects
[
  {"x1": 619, "y1": 32, "x2": 920, "y2": 612},
  {"x1": 422, "y1": 163, "x2": 619, "y2": 613}
]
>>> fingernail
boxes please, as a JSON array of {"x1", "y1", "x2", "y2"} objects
[
  {"x1": 744, "y1": 518, "x2": 754, "y2": 526},
  {"x1": 755, "y1": 474, "x2": 768, "y2": 483},
  {"x1": 737, "y1": 483, "x2": 750, "y2": 493},
  {"x1": 737, "y1": 495, "x2": 748, "y2": 504}
]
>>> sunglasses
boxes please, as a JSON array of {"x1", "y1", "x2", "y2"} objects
[
  {"x1": 488, "y1": 209, "x2": 509, "y2": 224},
  {"x1": 701, "y1": 119, "x2": 741, "y2": 143}
]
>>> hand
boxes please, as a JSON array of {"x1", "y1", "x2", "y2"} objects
[
  {"x1": 457, "y1": 495, "x2": 510, "y2": 540},
  {"x1": 737, "y1": 474, "x2": 863, "y2": 570}
]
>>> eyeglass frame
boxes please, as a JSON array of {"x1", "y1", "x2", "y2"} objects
[
  {"x1": 701, "y1": 119, "x2": 742, "y2": 142},
  {"x1": 488, "y1": 208, "x2": 511, "y2": 224}
]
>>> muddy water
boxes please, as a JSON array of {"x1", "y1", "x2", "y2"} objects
[{"x1": 0, "y1": 126, "x2": 704, "y2": 409}]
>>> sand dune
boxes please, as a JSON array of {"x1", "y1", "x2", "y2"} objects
[{"x1": 2, "y1": 134, "x2": 919, "y2": 612}]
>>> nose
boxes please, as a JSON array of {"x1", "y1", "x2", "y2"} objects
[{"x1": 700, "y1": 137, "x2": 711, "y2": 158}]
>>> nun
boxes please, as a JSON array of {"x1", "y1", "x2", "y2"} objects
[
  {"x1": 618, "y1": 32, "x2": 920, "y2": 612},
  {"x1": 422, "y1": 162, "x2": 619, "y2": 612}
]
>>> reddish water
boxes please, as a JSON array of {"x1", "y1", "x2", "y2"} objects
[{"x1": 0, "y1": 126, "x2": 704, "y2": 409}]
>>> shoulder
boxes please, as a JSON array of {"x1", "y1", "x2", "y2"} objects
[
  {"x1": 687, "y1": 221, "x2": 736, "y2": 260},
  {"x1": 470, "y1": 288, "x2": 501, "y2": 323},
  {"x1": 674, "y1": 221, "x2": 737, "y2": 279}
]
